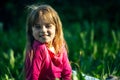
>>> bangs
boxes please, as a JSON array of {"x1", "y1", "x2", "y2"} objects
[{"x1": 36, "y1": 10, "x2": 55, "y2": 25}]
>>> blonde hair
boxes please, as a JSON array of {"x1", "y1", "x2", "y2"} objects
[{"x1": 26, "y1": 4, "x2": 67, "y2": 54}]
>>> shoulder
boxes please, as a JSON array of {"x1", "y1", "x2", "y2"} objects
[
  {"x1": 60, "y1": 45, "x2": 67, "y2": 54},
  {"x1": 32, "y1": 40, "x2": 47, "y2": 57},
  {"x1": 58, "y1": 45, "x2": 68, "y2": 60}
]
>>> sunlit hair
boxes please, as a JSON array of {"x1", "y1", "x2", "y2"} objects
[{"x1": 26, "y1": 4, "x2": 67, "y2": 54}]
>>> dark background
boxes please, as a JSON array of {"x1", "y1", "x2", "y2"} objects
[{"x1": 0, "y1": 0, "x2": 120, "y2": 79}]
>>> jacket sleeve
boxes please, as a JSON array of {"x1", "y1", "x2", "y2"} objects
[
  {"x1": 61, "y1": 48, "x2": 72, "y2": 80},
  {"x1": 32, "y1": 47, "x2": 43, "y2": 80}
]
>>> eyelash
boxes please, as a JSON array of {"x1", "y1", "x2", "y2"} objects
[
  {"x1": 46, "y1": 25, "x2": 51, "y2": 28},
  {"x1": 35, "y1": 25, "x2": 41, "y2": 29},
  {"x1": 34, "y1": 24, "x2": 51, "y2": 29}
]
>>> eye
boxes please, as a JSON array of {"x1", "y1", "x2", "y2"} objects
[
  {"x1": 34, "y1": 25, "x2": 41, "y2": 29},
  {"x1": 45, "y1": 24, "x2": 52, "y2": 28}
]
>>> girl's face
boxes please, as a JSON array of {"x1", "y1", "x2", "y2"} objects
[{"x1": 32, "y1": 20, "x2": 56, "y2": 44}]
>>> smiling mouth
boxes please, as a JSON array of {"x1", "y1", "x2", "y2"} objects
[{"x1": 39, "y1": 35, "x2": 49, "y2": 37}]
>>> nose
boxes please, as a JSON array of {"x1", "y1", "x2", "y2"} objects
[{"x1": 40, "y1": 26, "x2": 47, "y2": 33}]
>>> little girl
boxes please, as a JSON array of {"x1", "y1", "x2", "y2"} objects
[{"x1": 25, "y1": 4, "x2": 72, "y2": 80}]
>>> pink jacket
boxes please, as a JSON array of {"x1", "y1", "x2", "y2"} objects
[{"x1": 25, "y1": 40, "x2": 72, "y2": 80}]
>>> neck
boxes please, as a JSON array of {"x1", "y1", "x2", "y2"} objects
[
  {"x1": 45, "y1": 42, "x2": 52, "y2": 48},
  {"x1": 49, "y1": 46, "x2": 55, "y2": 53},
  {"x1": 45, "y1": 42, "x2": 56, "y2": 54}
]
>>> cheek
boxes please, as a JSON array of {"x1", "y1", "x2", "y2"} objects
[
  {"x1": 51, "y1": 29, "x2": 56, "y2": 37},
  {"x1": 53, "y1": 31, "x2": 56, "y2": 37},
  {"x1": 32, "y1": 31, "x2": 35, "y2": 37},
  {"x1": 52, "y1": 28, "x2": 56, "y2": 36},
  {"x1": 32, "y1": 30, "x2": 39, "y2": 38}
]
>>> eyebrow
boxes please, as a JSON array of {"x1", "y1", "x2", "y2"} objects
[{"x1": 35, "y1": 23, "x2": 52, "y2": 25}]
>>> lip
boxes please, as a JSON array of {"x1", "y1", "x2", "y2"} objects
[{"x1": 39, "y1": 34, "x2": 48, "y2": 37}]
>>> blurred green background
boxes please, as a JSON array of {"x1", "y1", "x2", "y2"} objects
[{"x1": 0, "y1": 0, "x2": 120, "y2": 80}]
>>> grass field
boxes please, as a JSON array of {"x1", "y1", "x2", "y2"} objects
[{"x1": 0, "y1": 20, "x2": 120, "y2": 80}]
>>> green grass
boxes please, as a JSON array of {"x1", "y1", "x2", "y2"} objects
[{"x1": 0, "y1": 21, "x2": 120, "y2": 80}]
